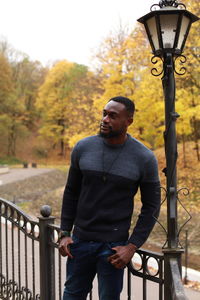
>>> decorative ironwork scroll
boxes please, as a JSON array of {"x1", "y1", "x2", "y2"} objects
[
  {"x1": 151, "y1": 0, "x2": 186, "y2": 11},
  {"x1": 177, "y1": 188, "x2": 192, "y2": 247},
  {"x1": 152, "y1": 185, "x2": 192, "y2": 249},
  {"x1": 151, "y1": 56, "x2": 164, "y2": 76},
  {"x1": 0, "y1": 274, "x2": 40, "y2": 300},
  {"x1": 150, "y1": 54, "x2": 187, "y2": 77},
  {"x1": 174, "y1": 55, "x2": 187, "y2": 75}
]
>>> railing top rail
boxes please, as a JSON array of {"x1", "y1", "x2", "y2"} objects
[
  {"x1": 47, "y1": 222, "x2": 60, "y2": 231},
  {"x1": 128, "y1": 247, "x2": 164, "y2": 284},
  {"x1": 0, "y1": 197, "x2": 40, "y2": 240},
  {"x1": 137, "y1": 248, "x2": 164, "y2": 259},
  {"x1": 169, "y1": 257, "x2": 189, "y2": 300},
  {"x1": 0, "y1": 196, "x2": 35, "y2": 222}
]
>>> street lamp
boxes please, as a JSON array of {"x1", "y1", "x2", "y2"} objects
[
  {"x1": 138, "y1": 1, "x2": 199, "y2": 299},
  {"x1": 138, "y1": 0, "x2": 199, "y2": 56}
]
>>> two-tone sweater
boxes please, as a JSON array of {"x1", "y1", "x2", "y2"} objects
[{"x1": 61, "y1": 134, "x2": 160, "y2": 248}]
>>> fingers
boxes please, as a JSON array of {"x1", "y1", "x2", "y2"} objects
[
  {"x1": 108, "y1": 256, "x2": 126, "y2": 269},
  {"x1": 107, "y1": 246, "x2": 119, "y2": 260},
  {"x1": 108, "y1": 251, "x2": 126, "y2": 269},
  {"x1": 58, "y1": 237, "x2": 74, "y2": 258},
  {"x1": 107, "y1": 252, "x2": 118, "y2": 262},
  {"x1": 59, "y1": 244, "x2": 73, "y2": 258},
  {"x1": 107, "y1": 245, "x2": 135, "y2": 269}
]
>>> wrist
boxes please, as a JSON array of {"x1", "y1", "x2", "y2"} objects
[
  {"x1": 126, "y1": 243, "x2": 137, "y2": 252},
  {"x1": 58, "y1": 230, "x2": 71, "y2": 241}
]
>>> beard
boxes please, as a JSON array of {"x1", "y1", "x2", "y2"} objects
[{"x1": 99, "y1": 126, "x2": 124, "y2": 139}]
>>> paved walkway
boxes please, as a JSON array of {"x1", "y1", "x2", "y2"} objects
[{"x1": 0, "y1": 167, "x2": 52, "y2": 185}]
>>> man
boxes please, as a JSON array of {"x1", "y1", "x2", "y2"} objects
[{"x1": 59, "y1": 96, "x2": 160, "y2": 300}]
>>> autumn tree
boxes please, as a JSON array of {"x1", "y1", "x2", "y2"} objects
[
  {"x1": 36, "y1": 60, "x2": 101, "y2": 155},
  {"x1": 92, "y1": 23, "x2": 165, "y2": 148},
  {"x1": 11, "y1": 57, "x2": 47, "y2": 128},
  {"x1": 64, "y1": 69, "x2": 103, "y2": 147},
  {"x1": 92, "y1": 13, "x2": 199, "y2": 154},
  {"x1": 0, "y1": 40, "x2": 46, "y2": 156},
  {"x1": 0, "y1": 53, "x2": 13, "y2": 110},
  {"x1": 93, "y1": 24, "x2": 150, "y2": 106},
  {"x1": 175, "y1": 0, "x2": 200, "y2": 161},
  {"x1": 0, "y1": 52, "x2": 15, "y2": 155}
]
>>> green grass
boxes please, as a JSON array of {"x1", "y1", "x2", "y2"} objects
[
  {"x1": 17, "y1": 202, "x2": 33, "y2": 213},
  {"x1": 0, "y1": 156, "x2": 25, "y2": 165},
  {"x1": 0, "y1": 156, "x2": 69, "y2": 173}
]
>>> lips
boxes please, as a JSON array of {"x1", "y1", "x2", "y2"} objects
[{"x1": 100, "y1": 123, "x2": 110, "y2": 131}]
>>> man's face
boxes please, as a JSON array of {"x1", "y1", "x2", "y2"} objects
[{"x1": 99, "y1": 100, "x2": 133, "y2": 138}]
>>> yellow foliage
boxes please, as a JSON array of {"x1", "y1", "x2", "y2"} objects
[
  {"x1": 35, "y1": 3, "x2": 199, "y2": 153},
  {"x1": 36, "y1": 60, "x2": 102, "y2": 151}
]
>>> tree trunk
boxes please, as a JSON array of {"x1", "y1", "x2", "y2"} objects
[
  {"x1": 60, "y1": 139, "x2": 65, "y2": 157},
  {"x1": 7, "y1": 123, "x2": 17, "y2": 156},
  {"x1": 58, "y1": 119, "x2": 65, "y2": 157},
  {"x1": 191, "y1": 117, "x2": 200, "y2": 161},
  {"x1": 194, "y1": 139, "x2": 200, "y2": 162},
  {"x1": 182, "y1": 134, "x2": 187, "y2": 168}
]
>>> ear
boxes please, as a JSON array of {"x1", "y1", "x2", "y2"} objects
[{"x1": 127, "y1": 117, "x2": 133, "y2": 127}]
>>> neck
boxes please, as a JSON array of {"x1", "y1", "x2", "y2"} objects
[{"x1": 104, "y1": 133, "x2": 128, "y2": 145}]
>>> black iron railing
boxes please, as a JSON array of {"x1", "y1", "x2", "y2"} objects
[
  {"x1": 0, "y1": 197, "x2": 188, "y2": 300},
  {"x1": 128, "y1": 249, "x2": 164, "y2": 300},
  {"x1": 169, "y1": 257, "x2": 188, "y2": 300},
  {"x1": 0, "y1": 197, "x2": 40, "y2": 299}
]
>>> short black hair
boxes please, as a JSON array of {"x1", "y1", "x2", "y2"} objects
[{"x1": 108, "y1": 96, "x2": 135, "y2": 117}]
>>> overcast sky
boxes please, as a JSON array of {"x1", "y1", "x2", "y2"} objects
[{"x1": 0, "y1": 0, "x2": 156, "y2": 67}]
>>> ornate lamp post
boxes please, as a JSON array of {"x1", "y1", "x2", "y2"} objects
[{"x1": 138, "y1": 1, "x2": 199, "y2": 299}]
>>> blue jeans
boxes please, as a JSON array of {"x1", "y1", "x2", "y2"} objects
[{"x1": 63, "y1": 236, "x2": 126, "y2": 300}]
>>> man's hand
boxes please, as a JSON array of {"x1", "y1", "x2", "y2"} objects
[
  {"x1": 58, "y1": 236, "x2": 74, "y2": 258},
  {"x1": 108, "y1": 243, "x2": 137, "y2": 269}
]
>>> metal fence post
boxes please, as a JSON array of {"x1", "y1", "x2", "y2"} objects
[
  {"x1": 184, "y1": 230, "x2": 188, "y2": 285},
  {"x1": 161, "y1": 52, "x2": 186, "y2": 300},
  {"x1": 38, "y1": 205, "x2": 55, "y2": 300},
  {"x1": 163, "y1": 249, "x2": 184, "y2": 300}
]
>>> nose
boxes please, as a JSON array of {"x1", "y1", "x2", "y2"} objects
[{"x1": 103, "y1": 115, "x2": 109, "y2": 123}]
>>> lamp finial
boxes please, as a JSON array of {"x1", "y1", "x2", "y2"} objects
[
  {"x1": 151, "y1": 0, "x2": 186, "y2": 12},
  {"x1": 159, "y1": 0, "x2": 178, "y2": 7}
]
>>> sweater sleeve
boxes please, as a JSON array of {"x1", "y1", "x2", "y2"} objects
[
  {"x1": 60, "y1": 144, "x2": 82, "y2": 231},
  {"x1": 128, "y1": 155, "x2": 161, "y2": 248}
]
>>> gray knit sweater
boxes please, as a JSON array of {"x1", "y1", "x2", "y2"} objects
[{"x1": 61, "y1": 134, "x2": 160, "y2": 248}]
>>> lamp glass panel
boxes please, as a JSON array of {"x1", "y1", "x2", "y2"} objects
[
  {"x1": 160, "y1": 14, "x2": 179, "y2": 48},
  {"x1": 146, "y1": 16, "x2": 159, "y2": 51},
  {"x1": 177, "y1": 15, "x2": 190, "y2": 50}
]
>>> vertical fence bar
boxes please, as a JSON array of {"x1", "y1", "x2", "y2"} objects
[
  {"x1": 59, "y1": 253, "x2": 62, "y2": 300},
  {"x1": 17, "y1": 224, "x2": 21, "y2": 300},
  {"x1": 143, "y1": 254, "x2": 147, "y2": 300},
  {"x1": 24, "y1": 234, "x2": 28, "y2": 298},
  {"x1": 184, "y1": 230, "x2": 188, "y2": 284},
  {"x1": 39, "y1": 207, "x2": 55, "y2": 300},
  {"x1": 127, "y1": 268, "x2": 131, "y2": 300},
  {"x1": 11, "y1": 221, "x2": 15, "y2": 296},
  {"x1": 32, "y1": 239, "x2": 36, "y2": 299},
  {"x1": 5, "y1": 212, "x2": 9, "y2": 297},
  {"x1": 159, "y1": 258, "x2": 163, "y2": 300},
  {"x1": 0, "y1": 212, "x2": 2, "y2": 296}
]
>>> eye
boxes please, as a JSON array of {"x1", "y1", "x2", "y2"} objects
[
  {"x1": 110, "y1": 113, "x2": 117, "y2": 119},
  {"x1": 103, "y1": 110, "x2": 107, "y2": 117}
]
